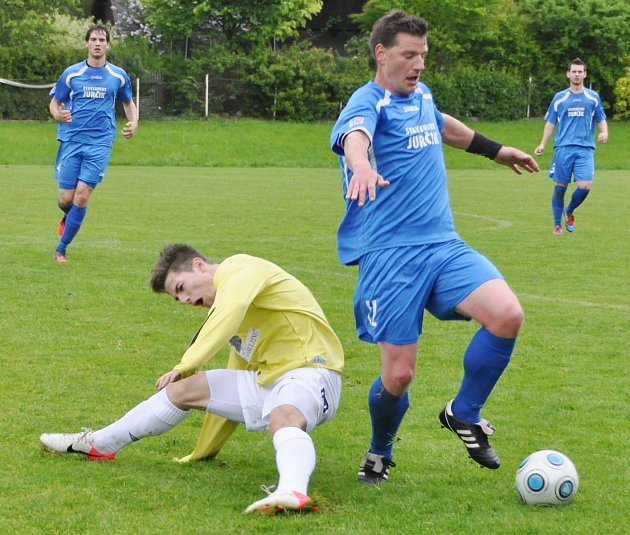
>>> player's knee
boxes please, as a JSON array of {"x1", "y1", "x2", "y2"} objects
[
  {"x1": 73, "y1": 193, "x2": 90, "y2": 207},
  {"x1": 383, "y1": 367, "x2": 415, "y2": 395},
  {"x1": 491, "y1": 302, "x2": 524, "y2": 338}
]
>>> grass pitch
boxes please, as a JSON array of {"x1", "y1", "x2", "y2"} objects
[{"x1": 0, "y1": 120, "x2": 628, "y2": 534}]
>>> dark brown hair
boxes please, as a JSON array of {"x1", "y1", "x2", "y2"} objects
[
  {"x1": 85, "y1": 24, "x2": 110, "y2": 43},
  {"x1": 150, "y1": 244, "x2": 213, "y2": 293},
  {"x1": 369, "y1": 10, "x2": 429, "y2": 59}
]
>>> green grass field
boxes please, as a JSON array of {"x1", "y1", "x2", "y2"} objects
[{"x1": 0, "y1": 120, "x2": 628, "y2": 534}]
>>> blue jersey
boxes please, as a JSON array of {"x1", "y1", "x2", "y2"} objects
[
  {"x1": 330, "y1": 81, "x2": 458, "y2": 266},
  {"x1": 50, "y1": 60, "x2": 133, "y2": 146},
  {"x1": 544, "y1": 88, "x2": 606, "y2": 150}
]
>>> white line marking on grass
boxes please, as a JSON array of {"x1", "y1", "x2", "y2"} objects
[
  {"x1": 453, "y1": 211, "x2": 512, "y2": 230},
  {"x1": 520, "y1": 293, "x2": 630, "y2": 312}
]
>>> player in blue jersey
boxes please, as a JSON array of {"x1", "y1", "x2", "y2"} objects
[
  {"x1": 535, "y1": 58, "x2": 608, "y2": 234},
  {"x1": 49, "y1": 24, "x2": 138, "y2": 262},
  {"x1": 330, "y1": 10, "x2": 539, "y2": 484}
]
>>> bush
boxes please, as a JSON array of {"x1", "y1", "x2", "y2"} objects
[
  {"x1": 613, "y1": 66, "x2": 630, "y2": 120},
  {"x1": 423, "y1": 67, "x2": 528, "y2": 121}
]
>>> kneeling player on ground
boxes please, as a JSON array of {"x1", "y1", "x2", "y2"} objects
[{"x1": 41, "y1": 244, "x2": 344, "y2": 514}]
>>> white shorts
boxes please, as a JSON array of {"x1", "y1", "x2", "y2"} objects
[{"x1": 205, "y1": 367, "x2": 341, "y2": 432}]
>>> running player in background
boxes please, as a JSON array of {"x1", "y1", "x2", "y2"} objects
[
  {"x1": 41, "y1": 244, "x2": 344, "y2": 514},
  {"x1": 49, "y1": 24, "x2": 138, "y2": 262},
  {"x1": 535, "y1": 58, "x2": 608, "y2": 235},
  {"x1": 330, "y1": 10, "x2": 539, "y2": 484}
]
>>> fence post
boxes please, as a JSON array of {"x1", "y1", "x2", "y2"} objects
[
  {"x1": 205, "y1": 74, "x2": 209, "y2": 118},
  {"x1": 136, "y1": 77, "x2": 140, "y2": 118}
]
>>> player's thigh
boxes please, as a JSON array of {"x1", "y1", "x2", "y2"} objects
[
  {"x1": 455, "y1": 278, "x2": 522, "y2": 336},
  {"x1": 426, "y1": 240, "x2": 503, "y2": 321},
  {"x1": 54, "y1": 142, "x2": 82, "y2": 190},
  {"x1": 78, "y1": 144, "x2": 112, "y2": 186},
  {"x1": 572, "y1": 150, "x2": 595, "y2": 182},
  {"x1": 264, "y1": 368, "x2": 342, "y2": 433},
  {"x1": 204, "y1": 369, "x2": 248, "y2": 423},
  {"x1": 354, "y1": 246, "x2": 435, "y2": 345},
  {"x1": 548, "y1": 147, "x2": 575, "y2": 183}
]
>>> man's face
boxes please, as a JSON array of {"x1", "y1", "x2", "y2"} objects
[
  {"x1": 374, "y1": 32, "x2": 428, "y2": 96},
  {"x1": 567, "y1": 64, "x2": 587, "y2": 86},
  {"x1": 85, "y1": 31, "x2": 109, "y2": 60},
  {"x1": 164, "y1": 259, "x2": 216, "y2": 309}
]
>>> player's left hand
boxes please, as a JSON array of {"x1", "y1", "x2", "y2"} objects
[
  {"x1": 494, "y1": 146, "x2": 540, "y2": 175},
  {"x1": 155, "y1": 369, "x2": 181, "y2": 390},
  {"x1": 122, "y1": 120, "x2": 138, "y2": 139},
  {"x1": 598, "y1": 132, "x2": 608, "y2": 143}
]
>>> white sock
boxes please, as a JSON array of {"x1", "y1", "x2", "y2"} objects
[
  {"x1": 273, "y1": 427, "x2": 315, "y2": 495},
  {"x1": 92, "y1": 389, "x2": 189, "y2": 452}
]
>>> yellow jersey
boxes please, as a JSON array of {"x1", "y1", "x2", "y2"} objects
[{"x1": 173, "y1": 254, "x2": 344, "y2": 384}]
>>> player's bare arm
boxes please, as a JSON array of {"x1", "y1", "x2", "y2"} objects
[
  {"x1": 597, "y1": 120, "x2": 608, "y2": 143},
  {"x1": 122, "y1": 100, "x2": 138, "y2": 139},
  {"x1": 535, "y1": 122, "x2": 556, "y2": 155},
  {"x1": 440, "y1": 113, "x2": 475, "y2": 149},
  {"x1": 441, "y1": 113, "x2": 539, "y2": 175},
  {"x1": 342, "y1": 130, "x2": 389, "y2": 206}
]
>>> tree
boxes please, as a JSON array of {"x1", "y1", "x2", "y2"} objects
[
  {"x1": 351, "y1": 0, "x2": 511, "y2": 70},
  {"x1": 519, "y1": 0, "x2": 630, "y2": 108},
  {"x1": 144, "y1": 0, "x2": 323, "y2": 48}
]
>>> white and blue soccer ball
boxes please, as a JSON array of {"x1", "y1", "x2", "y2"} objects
[{"x1": 515, "y1": 450, "x2": 579, "y2": 506}]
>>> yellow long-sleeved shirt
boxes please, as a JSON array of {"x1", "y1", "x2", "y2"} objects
[{"x1": 173, "y1": 254, "x2": 344, "y2": 384}]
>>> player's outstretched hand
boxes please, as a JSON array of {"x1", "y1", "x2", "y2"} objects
[
  {"x1": 155, "y1": 369, "x2": 181, "y2": 390},
  {"x1": 494, "y1": 146, "x2": 540, "y2": 175},
  {"x1": 346, "y1": 169, "x2": 390, "y2": 206}
]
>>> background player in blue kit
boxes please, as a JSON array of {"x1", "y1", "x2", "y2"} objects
[
  {"x1": 330, "y1": 10, "x2": 539, "y2": 484},
  {"x1": 535, "y1": 58, "x2": 608, "y2": 235},
  {"x1": 49, "y1": 24, "x2": 138, "y2": 262}
]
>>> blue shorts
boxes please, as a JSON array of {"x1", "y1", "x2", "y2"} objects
[
  {"x1": 549, "y1": 146, "x2": 595, "y2": 183},
  {"x1": 54, "y1": 141, "x2": 112, "y2": 189},
  {"x1": 353, "y1": 240, "x2": 503, "y2": 344}
]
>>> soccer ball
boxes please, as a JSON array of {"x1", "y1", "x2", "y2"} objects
[{"x1": 515, "y1": 450, "x2": 579, "y2": 506}]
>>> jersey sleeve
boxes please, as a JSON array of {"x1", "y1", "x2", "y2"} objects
[
  {"x1": 116, "y1": 70, "x2": 133, "y2": 103},
  {"x1": 50, "y1": 70, "x2": 71, "y2": 102},
  {"x1": 173, "y1": 258, "x2": 269, "y2": 377},
  {"x1": 544, "y1": 95, "x2": 559, "y2": 124},
  {"x1": 331, "y1": 86, "x2": 378, "y2": 156},
  {"x1": 595, "y1": 94, "x2": 607, "y2": 122}
]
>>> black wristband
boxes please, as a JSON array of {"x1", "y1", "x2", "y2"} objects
[{"x1": 466, "y1": 131, "x2": 503, "y2": 160}]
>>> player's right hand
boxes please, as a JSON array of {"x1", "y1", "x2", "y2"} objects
[
  {"x1": 155, "y1": 369, "x2": 182, "y2": 390},
  {"x1": 346, "y1": 170, "x2": 390, "y2": 206},
  {"x1": 56, "y1": 103, "x2": 72, "y2": 123}
]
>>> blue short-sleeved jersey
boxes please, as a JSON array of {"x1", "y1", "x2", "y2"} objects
[
  {"x1": 544, "y1": 88, "x2": 606, "y2": 149},
  {"x1": 49, "y1": 60, "x2": 133, "y2": 146},
  {"x1": 330, "y1": 81, "x2": 459, "y2": 266}
]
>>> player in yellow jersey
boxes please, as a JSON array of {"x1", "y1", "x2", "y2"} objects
[{"x1": 40, "y1": 244, "x2": 344, "y2": 515}]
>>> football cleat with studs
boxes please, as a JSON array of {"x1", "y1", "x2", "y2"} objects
[
  {"x1": 439, "y1": 399, "x2": 500, "y2": 469},
  {"x1": 244, "y1": 486, "x2": 318, "y2": 515},
  {"x1": 40, "y1": 428, "x2": 116, "y2": 461}
]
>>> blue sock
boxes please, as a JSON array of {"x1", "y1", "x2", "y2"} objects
[
  {"x1": 368, "y1": 376, "x2": 410, "y2": 457},
  {"x1": 57, "y1": 204, "x2": 87, "y2": 252},
  {"x1": 452, "y1": 327, "x2": 516, "y2": 424},
  {"x1": 552, "y1": 185, "x2": 567, "y2": 226},
  {"x1": 566, "y1": 188, "x2": 590, "y2": 214}
]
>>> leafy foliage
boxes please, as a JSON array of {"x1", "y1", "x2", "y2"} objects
[
  {"x1": 613, "y1": 64, "x2": 630, "y2": 120},
  {"x1": 144, "y1": 0, "x2": 322, "y2": 47},
  {"x1": 1, "y1": 0, "x2": 629, "y2": 121},
  {"x1": 513, "y1": 0, "x2": 630, "y2": 109}
]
